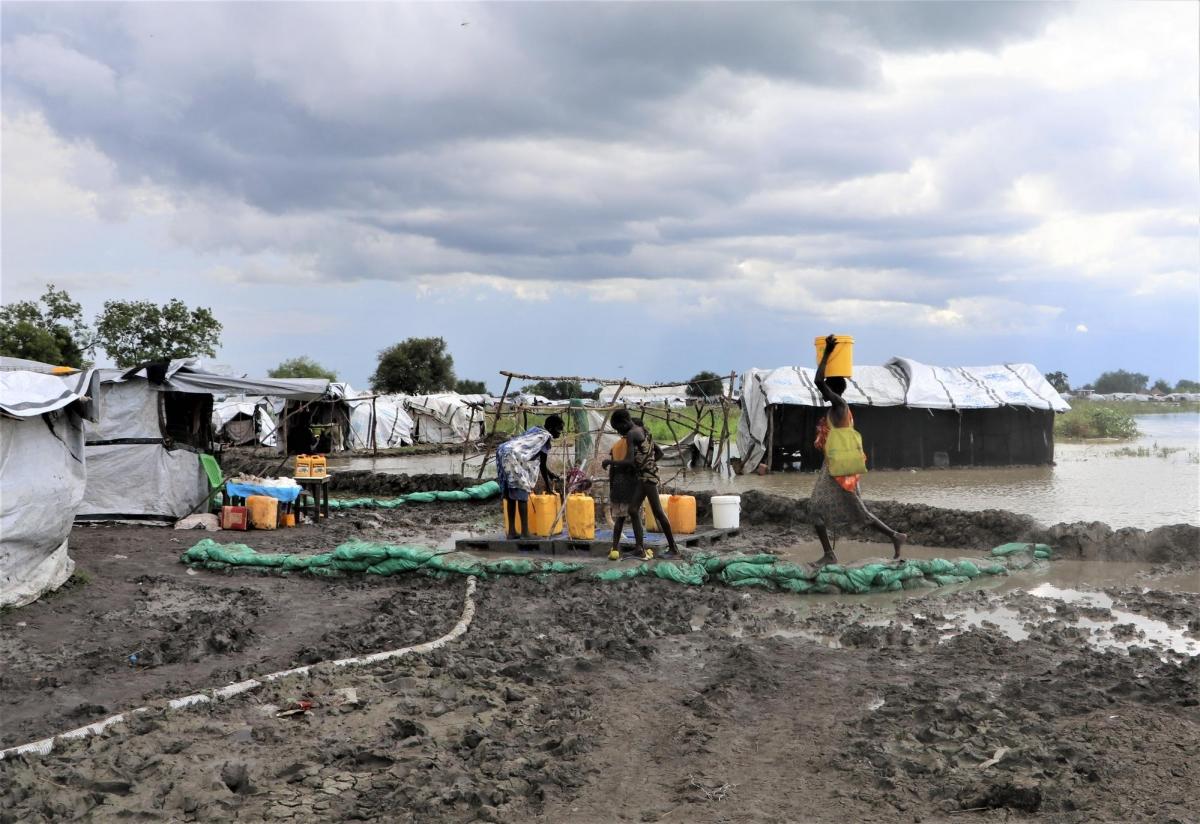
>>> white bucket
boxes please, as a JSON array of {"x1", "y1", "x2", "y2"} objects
[{"x1": 711, "y1": 495, "x2": 741, "y2": 529}]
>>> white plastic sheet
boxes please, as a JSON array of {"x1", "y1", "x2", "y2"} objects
[
  {"x1": 78, "y1": 443, "x2": 208, "y2": 520},
  {"x1": 0, "y1": 387, "x2": 88, "y2": 607},
  {"x1": 346, "y1": 395, "x2": 414, "y2": 449},
  {"x1": 405, "y1": 394, "x2": 486, "y2": 444}
]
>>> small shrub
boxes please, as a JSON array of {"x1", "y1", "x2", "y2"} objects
[{"x1": 1056, "y1": 406, "x2": 1139, "y2": 439}]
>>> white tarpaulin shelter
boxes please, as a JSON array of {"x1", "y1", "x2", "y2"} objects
[
  {"x1": 737, "y1": 359, "x2": 1067, "y2": 473},
  {"x1": 1, "y1": 364, "x2": 98, "y2": 607},
  {"x1": 346, "y1": 393, "x2": 414, "y2": 449},
  {"x1": 405, "y1": 394, "x2": 488, "y2": 444},
  {"x1": 81, "y1": 358, "x2": 327, "y2": 521},
  {"x1": 597, "y1": 378, "x2": 735, "y2": 407},
  {"x1": 890, "y1": 359, "x2": 1068, "y2": 412},
  {"x1": 212, "y1": 397, "x2": 278, "y2": 447}
]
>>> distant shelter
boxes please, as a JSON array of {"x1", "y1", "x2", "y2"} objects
[{"x1": 737, "y1": 358, "x2": 1069, "y2": 473}]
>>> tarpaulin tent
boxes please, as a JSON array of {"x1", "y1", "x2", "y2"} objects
[
  {"x1": 212, "y1": 396, "x2": 279, "y2": 447},
  {"x1": 1, "y1": 362, "x2": 98, "y2": 607},
  {"x1": 346, "y1": 393, "x2": 414, "y2": 450},
  {"x1": 79, "y1": 359, "x2": 327, "y2": 521},
  {"x1": 404, "y1": 394, "x2": 488, "y2": 444},
  {"x1": 597, "y1": 378, "x2": 736, "y2": 407},
  {"x1": 738, "y1": 359, "x2": 1068, "y2": 473}
]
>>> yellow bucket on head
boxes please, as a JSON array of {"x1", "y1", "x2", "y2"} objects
[{"x1": 814, "y1": 335, "x2": 854, "y2": 378}]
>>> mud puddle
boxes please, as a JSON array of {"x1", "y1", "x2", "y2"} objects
[{"x1": 941, "y1": 585, "x2": 1199, "y2": 657}]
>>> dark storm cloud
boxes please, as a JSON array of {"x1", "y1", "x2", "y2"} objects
[{"x1": 1, "y1": 2, "x2": 1062, "y2": 186}]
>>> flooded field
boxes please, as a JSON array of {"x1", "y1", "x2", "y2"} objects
[{"x1": 335, "y1": 413, "x2": 1199, "y2": 530}]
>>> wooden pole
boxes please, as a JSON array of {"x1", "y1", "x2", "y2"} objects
[
  {"x1": 477, "y1": 374, "x2": 513, "y2": 479},
  {"x1": 371, "y1": 396, "x2": 378, "y2": 456},
  {"x1": 764, "y1": 406, "x2": 775, "y2": 473},
  {"x1": 662, "y1": 404, "x2": 685, "y2": 478},
  {"x1": 589, "y1": 381, "x2": 627, "y2": 468}
]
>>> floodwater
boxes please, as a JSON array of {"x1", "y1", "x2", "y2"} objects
[
  {"x1": 336, "y1": 413, "x2": 1200, "y2": 530},
  {"x1": 677, "y1": 412, "x2": 1199, "y2": 530}
]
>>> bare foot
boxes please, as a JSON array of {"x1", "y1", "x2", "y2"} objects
[
  {"x1": 814, "y1": 552, "x2": 838, "y2": 567},
  {"x1": 892, "y1": 532, "x2": 907, "y2": 559}
]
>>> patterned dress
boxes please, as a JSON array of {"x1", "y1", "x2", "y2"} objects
[{"x1": 808, "y1": 411, "x2": 871, "y2": 531}]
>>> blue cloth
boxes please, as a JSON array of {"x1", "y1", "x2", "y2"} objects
[{"x1": 225, "y1": 481, "x2": 302, "y2": 503}]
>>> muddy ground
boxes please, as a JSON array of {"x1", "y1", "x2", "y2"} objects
[{"x1": 1, "y1": 476, "x2": 1197, "y2": 823}]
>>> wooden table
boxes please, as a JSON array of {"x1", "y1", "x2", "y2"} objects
[{"x1": 295, "y1": 475, "x2": 331, "y2": 523}]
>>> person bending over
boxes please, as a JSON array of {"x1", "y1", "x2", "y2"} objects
[{"x1": 496, "y1": 414, "x2": 564, "y2": 539}]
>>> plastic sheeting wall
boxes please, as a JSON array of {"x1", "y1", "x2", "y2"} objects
[
  {"x1": 347, "y1": 396, "x2": 414, "y2": 449},
  {"x1": 77, "y1": 443, "x2": 208, "y2": 520},
  {"x1": 0, "y1": 410, "x2": 85, "y2": 607}
]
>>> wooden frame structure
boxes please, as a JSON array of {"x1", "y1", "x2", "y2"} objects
[{"x1": 468, "y1": 370, "x2": 738, "y2": 485}]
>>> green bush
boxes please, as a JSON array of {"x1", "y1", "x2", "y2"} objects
[{"x1": 1056, "y1": 405, "x2": 1139, "y2": 439}]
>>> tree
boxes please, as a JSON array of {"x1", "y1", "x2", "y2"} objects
[
  {"x1": 1174, "y1": 379, "x2": 1200, "y2": 393},
  {"x1": 370, "y1": 336, "x2": 456, "y2": 394},
  {"x1": 269, "y1": 356, "x2": 337, "y2": 381},
  {"x1": 0, "y1": 283, "x2": 89, "y2": 367},
  {"x1": 1092, "y1": 370, "x2": 1149, "y2": 394},
  {"x1": 1044, "y1": 371, "x2": 1070, "y2": 393},
  {"x1": 686, "y1": 370, "x2": 725, "y2": 399},
  {"x1": 1151, "y1": 378, "x2": 1172, "y2": 395},
  {"x1": 520, "y1": 380, "x2": 598, "y2": 400},
  {"x1": 455, "y1": 379, "x2": 489, "y2": 395},
  {"x1": 94, "y1": 298, "x2": 222, "y2": 367}
]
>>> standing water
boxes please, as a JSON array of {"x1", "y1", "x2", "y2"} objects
[
  {"x1": 337, "y1": 413, "x2": 1199, "y2": 530},
  {"x1": 677, "y1": 412, "x2": 1199, "y2": 530}
]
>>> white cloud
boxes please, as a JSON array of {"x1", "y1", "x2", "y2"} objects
[{"x1": 1076, "y1": 324, "x2": 1089, "y2": 333}]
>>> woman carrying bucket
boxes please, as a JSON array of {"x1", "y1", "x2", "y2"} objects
[{"x1": 809, "y1": 334, "x2": 906, "y2": 565}]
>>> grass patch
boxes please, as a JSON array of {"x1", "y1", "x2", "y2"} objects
[{"x1": 1111, "y1": 444, "x2": 1198, "y2": 461}]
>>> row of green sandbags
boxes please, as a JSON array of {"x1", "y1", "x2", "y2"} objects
[
  {"x1": 180, "y1": 539, "x2": 1047, "y2": 594},
  {"x1": 328, "y1": 480, "x2": 501, "y2": 510}
]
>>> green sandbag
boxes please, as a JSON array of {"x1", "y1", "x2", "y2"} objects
[
  {"x1": 769, "y1": 562, "x2": 817, "y2": 581},
  {"x1": 332, "y1": 542, "x2": 390, "y2": 563},
  {"x1": 426, "y1": 555, "x2": 483, "y2": 576},
  {"x1": 593, "y1": 564, "x2": 648, "y2": 581},
  {"x1": 779, "y1": 578, "x2": 814, "y2": 594},
  {"x1": 991, "y1": 542, "x2": 1052, "y2": 558},
  {"x1": 952, "y1": 560, "x2": 982, "y2": 578},
  {"x1": 367, "y1": 557, "x2": 424, "y2": 575},
  {"x1": 651, "y1": 561, "x2": 708, "y2": 586},
  {"x1": 542, "y1": 561, "x2": 586, "y2": 574}
]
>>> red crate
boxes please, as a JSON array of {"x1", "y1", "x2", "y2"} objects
[{"x1": 221, "y1": 505, "x2": 248, "y2": 531}]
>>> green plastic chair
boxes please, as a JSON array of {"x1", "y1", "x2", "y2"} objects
[{"x1": 199, "y1": 453, "x2": 225, "y2": 512}]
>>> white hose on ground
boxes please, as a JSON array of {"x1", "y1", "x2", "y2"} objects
[{"x1": 0, "y1": 576, "x2": 479, "y2": 762}]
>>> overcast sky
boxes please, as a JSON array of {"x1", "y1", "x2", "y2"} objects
[{"x1": 3, "y1": 2, "x2": 1197, "y2": 391}]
